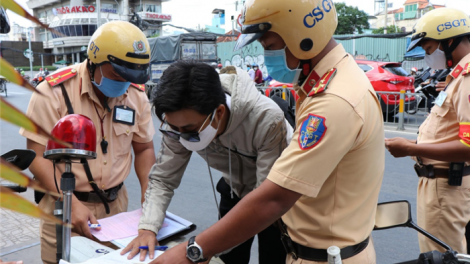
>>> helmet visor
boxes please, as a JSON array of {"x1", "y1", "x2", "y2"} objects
[
  {"x1": 407, "y1": 37, "x2": 423, "y2": 52},
  {"x1": 108, "y1": 55, "x2": 150, "y2": 84},
  {"x1": 234, "y1": 22, "x2": 272, "y2": 51}
]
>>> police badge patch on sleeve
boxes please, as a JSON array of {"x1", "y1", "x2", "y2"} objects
[{"x1": 298, "y1": 114, "x2": 327, "y2": 150}]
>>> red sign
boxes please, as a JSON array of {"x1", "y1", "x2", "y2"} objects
[
  {"x1": 55, "y1": 6, "x2": 96, "y2": 14},
  {"x1": 144, "y1": 13, "x2": 172, "y2": 21}
]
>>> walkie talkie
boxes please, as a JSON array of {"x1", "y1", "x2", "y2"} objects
[{"x1": 448, "y1": 162, "x2": 465, "y2": 186}]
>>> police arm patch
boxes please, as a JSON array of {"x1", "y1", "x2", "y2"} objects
[
  {"x1": 298, "y1": 114, "x2": 327, "y2": 150},
  {"x1": 459, "y1": 123, "x2": 470, "y2": 147}
]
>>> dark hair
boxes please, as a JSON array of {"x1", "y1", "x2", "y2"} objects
[{"x1": 153, "y1": 60, "x2": 225, "y2": 121}]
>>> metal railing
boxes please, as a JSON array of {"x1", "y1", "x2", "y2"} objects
[
  {"x1": 256, "y1": 86, "x2": 430, "y2": 131},
  {"x1": 256, "y1": 85, "x2": 297, "y2": 110},
  {"x1": 377, "y1": 91, "x2": 430, "y2": 130}
]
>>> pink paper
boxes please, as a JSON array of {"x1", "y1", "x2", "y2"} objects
[{"x1": 90, "y1": 209, "x2": 168, "y2": 241}]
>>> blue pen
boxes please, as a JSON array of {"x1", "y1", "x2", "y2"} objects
[
  {"x1": 88, "y1": 224, "x2": 101, "y2": 228},
  {"x1": 138, "y1": 246, "x2": 168, "y2": 251}
]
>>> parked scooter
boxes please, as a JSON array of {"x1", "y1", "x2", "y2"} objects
[
  {"x1": 414, "y1": 68, "x2": 451, "y2": 113},
  {"x1": 375, "y1": 201, "x2": 470, "y2": 264}
]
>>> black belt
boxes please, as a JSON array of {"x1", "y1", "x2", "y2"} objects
[
  {"x1": 292, "y1": 237, "x2": 369, "y2": 262},
  {"x1": 74, "y1": 183, "x2": 123, "y2": 203},
  {"x1": 414, "y1": 164, "x2": 470, "y2": 179}
]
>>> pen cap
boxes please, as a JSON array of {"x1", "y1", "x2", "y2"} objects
[{"x1": 327, "y1": 246, "x2": 342, "y2": 264}]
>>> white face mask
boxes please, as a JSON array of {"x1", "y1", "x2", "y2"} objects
[
  {"x1": 424, "y1": 43, "x2": 447, "y2": 70},
  {"x1": 179, "y1": 109, "x2": 220, "y2": 152}
]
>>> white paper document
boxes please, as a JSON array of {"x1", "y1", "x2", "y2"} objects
[
  {"x1": 59, "y1": 248, "x2": 163, "y2": 264},
  {"x1": 112, "y1": 211, "x2": 193, "y2": 248}
]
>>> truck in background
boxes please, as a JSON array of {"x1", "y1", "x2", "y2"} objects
[{"x1": 146, "y1": 32, "x2": 218, "y2": 98}]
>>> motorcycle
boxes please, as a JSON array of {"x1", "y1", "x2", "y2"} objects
[
  {"x1": 31, "y1": 72, "x2": 46, "y2": 87},
  {"x1": 1, "y1": 149, "x2": 35, "y2": 191},
  {"x1": 376, "y1": 200, "x2": 470, "y2": 264},
  {"x1": 0, "y1": 75, "x2": 8, "y2": 97},
  {"x1": 413, "y1": 68, "x2": 451, "y2": 113}
]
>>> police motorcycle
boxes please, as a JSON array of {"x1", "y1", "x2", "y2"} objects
[
  {"x1": 375, "y1": 201, "x2": 470, "y2": 264},
  {"x1": 414, "y1": 68, "x2": 451, "y2": 113}
]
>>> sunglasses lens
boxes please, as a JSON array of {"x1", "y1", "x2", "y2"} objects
[
  {"x1": 160, "y1": 129, "x2": 180, "y2": 140},
  {"x1": 181, "y1": 133, "x2": 200, "y2": 142}
]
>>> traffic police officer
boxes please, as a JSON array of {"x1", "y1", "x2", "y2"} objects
[
  {"x1": 20, "y1": 21, "x2": 156, "y2": 264},
  {"x1": 386, "y1": 8, "x2": 470, "y2": 254},
  {"x1": 152, "y1": 0, "x2": 384, "y2": 263}
]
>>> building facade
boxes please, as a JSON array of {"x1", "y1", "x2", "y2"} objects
[
  {"x1": 372, "y1": 0, "x2": 444, "y2": 32},
  {"x1": 26, "y1": 0, "x2": 171, "y2": 64}
]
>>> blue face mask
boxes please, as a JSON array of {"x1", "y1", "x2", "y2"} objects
[
  {"x1": 92, "y1": 66, "x2": 131, "y2": 98},
  {"x1": 264, "y1": 47, "x2": 301, "y2": 84}
]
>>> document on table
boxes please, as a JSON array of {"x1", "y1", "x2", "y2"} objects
[
  {"x1": 112, "y1": 211, "x2": 194, "y2": 248},
  {"x1": 90, "y1": 209, "x2": 143, "y2": 241},
  {"x1": 90, "y1": 209, "x2": 194, "y2": 246},
  {"x1": 59, "y1": 249, "x2": 163, "y2": 264}
]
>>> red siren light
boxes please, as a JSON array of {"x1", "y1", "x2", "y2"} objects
[{"x1": 44, "y1": 114, "x2": 97, "y2": 160}]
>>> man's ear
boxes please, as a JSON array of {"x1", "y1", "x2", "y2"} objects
[
  {"x1": 216, "y1": 104, "x2": 226, "y2": 122},
  {"x1": 448, "y1": 38, "x2": 454, "y2": 47}
]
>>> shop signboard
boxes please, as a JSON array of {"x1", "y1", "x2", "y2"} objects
[
  {"x1": 54, "y1": 5, "x2": 96, "y2": 15},
  {"x1": 138, "y1": 12, "x2": 172, "y2": 22}
]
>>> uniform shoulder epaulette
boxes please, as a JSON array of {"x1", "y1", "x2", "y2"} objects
[
  {"x1": 46, "y1": 68, "x2": 78, "y2": 86},
  {"x1": 308, "y1": 68, "x2": 337, "y2": 97},
  {"x1": 130, "y1": 83, "x2": 145, "y2": 91},
  {"x1": 463, "y1": 63, "x2": 470, "y2": 76}
]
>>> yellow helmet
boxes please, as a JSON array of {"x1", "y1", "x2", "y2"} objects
[
  {"x1": 235, "y1": 0, "x2": 338, "y2": 60},
  {"x1": 87, "y1": 21, "x2": 150, "y2": 83},
  {"x1": 407, "y1": 8, "x2": 470, "y2": 52}
]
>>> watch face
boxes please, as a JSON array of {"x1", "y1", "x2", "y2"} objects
[{"x1": 187, "y1": 245, "x2": 201, "y2": 260}]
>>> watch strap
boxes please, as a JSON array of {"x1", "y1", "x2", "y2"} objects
[{"x1": 188, "y1": 236, "x2": 196, "y2": 246}]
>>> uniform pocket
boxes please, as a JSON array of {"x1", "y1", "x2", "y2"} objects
[
  {"x1": 112, "y1": 123, "x2": 139, "y2": 157},
  {"x1": 426, "y1": 107, "x2": 449, "y2": 138}
]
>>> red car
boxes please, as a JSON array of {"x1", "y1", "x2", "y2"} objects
[
  {"x1": 263, "y1": 61, "x2": 416, "y2": 120},
  {"x1": 356, "y1": 60, "x2": 416, "y2": 119}
]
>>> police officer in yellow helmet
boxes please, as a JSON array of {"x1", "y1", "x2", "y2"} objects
[
  {"x1": 21, "y1": 21, "x2": 156, "y2": 264},
  {"x1": 386, "y1": 8, "x2": 470, "y2": 254},
  {"x1": 152, "y1": 0, "x2": 385, "y2": 263}
]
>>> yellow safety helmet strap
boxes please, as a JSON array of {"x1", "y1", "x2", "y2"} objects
[{"x1": 441, "y1": 36, "x2": 465, "y2": 68}]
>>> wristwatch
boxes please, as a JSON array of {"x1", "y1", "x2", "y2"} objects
[{"x1": 186, "y1": 236, "x2": 208, "y2": 263}]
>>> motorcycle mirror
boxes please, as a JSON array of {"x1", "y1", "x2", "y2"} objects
[
  {"x1": 374, "y1": 200, "x2": 411, "y2": 230},
  {"x1": 0, "y1": 7, "x2": 11, "y2": 34},
  {"x1": 375, "y1": 200, "x2": 453, "y2": 251},
  {"x1": 1, "y1": 149, "x2": 36, "y2": 171}
]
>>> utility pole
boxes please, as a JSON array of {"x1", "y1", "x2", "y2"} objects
[
  {"x1": 28, "y1": 28, "x2": 33, "y2": 79},
  {"x1": 384, "y1": 0, "x2": 389, "y2": 34},
  {"x1": 97, "y1": 0, "x2": 101, "y2": 28}
]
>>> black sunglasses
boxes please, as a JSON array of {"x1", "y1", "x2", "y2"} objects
[{"x1": 159, "y1": 110, "x2": 215, "y2": 142}]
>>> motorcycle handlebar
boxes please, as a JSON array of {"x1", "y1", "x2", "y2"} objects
[{"x1": 1, "y1": 183, "x2": 27, "y2": 193}]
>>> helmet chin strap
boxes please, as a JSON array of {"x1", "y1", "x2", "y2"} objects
[
  {"x1": 298, "y1": 60, "x2": 311, "y2": 86},
  {"x1": 86, "y1": 59, "x2": 97, "y2": 82},
  {"x1": 441, "y1": 37, "x2": 463, "y2": 68}
]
